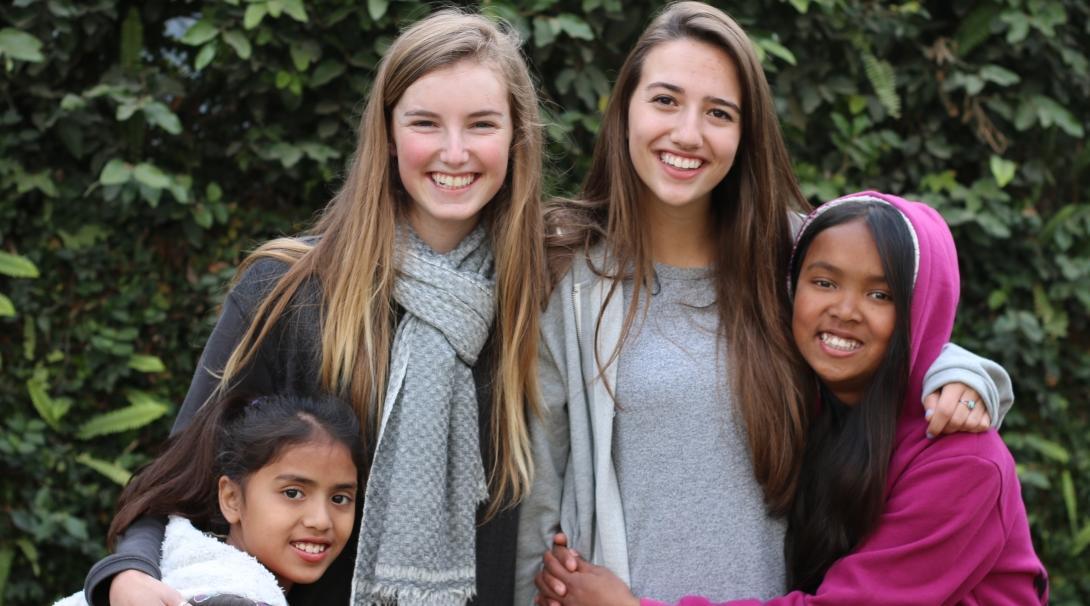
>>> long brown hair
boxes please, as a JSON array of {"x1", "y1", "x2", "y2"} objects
[
  {"x1": 214, "y1": 10, "x2": 545, "y2": 514},
  {"x1": 547, "y1": 1, "x2": 810, "y2": 515}
]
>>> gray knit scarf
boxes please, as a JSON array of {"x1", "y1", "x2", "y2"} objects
[{"x1": 350, "y1": 225, "x2": 494, "y2": 606}]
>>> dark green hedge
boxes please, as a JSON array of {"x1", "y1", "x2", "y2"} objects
[{"x1": 1, "y1": 0, "x2": 1087, "y2": 604}]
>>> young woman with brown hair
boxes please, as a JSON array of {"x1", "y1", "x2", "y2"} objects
[
  {"x1": 516, "y1": 3, "x2": 1011, "y2": 604},
  {"x1": 83, "y1": 9, "x2": 545, "y2": 606}
]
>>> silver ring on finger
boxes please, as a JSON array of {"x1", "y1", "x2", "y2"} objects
[{"x1": 959, "y1": 398, "x2": 977, "y2": 411}]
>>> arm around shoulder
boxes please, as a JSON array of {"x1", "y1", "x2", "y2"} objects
[{"x1": 924, "y1": 342, "x2": 1014, "y2": 427}]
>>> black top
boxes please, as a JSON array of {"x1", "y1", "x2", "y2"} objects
[{"x1": 84, "y1": 258, "x2": 518, "y2": 605}]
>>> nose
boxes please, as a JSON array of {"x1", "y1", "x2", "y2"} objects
[
  {"x1": 829, "y1": 291, "x2": 863, "y2": 323},
  {"x1": 669, "y1": 107, "x2": 702, "y2": 149},
  {"x1": 440, "y1": 128, "x2": 469, "y2": 166},
  {"x1": 302, "y1": 500, "x2": 333, "y2": 532}
]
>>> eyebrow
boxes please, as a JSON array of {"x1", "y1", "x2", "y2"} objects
[
  {"x1": 804, "y1": 260, "x2": 887, "y2": 283},
  {"x1": 646, "y1": 82, "x2": 741, "y2": 113},
  {"x1": 401, "y1": 109, "x2": 504, "y2": 119},
  {"x1": 275, "y1": 474, "x2": 358, "y2": 491}
]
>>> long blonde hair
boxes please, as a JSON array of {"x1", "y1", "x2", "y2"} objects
[
  {"x1": 217, "y1": 9, "x2": 545, "y2": 513},
  {"x1": 547, "y1": 1, "x2": 810, "y2": 515}
]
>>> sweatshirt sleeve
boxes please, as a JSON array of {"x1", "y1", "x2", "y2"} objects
[
  {"x1": 922, "y1": 343, "x2": 1014, "y2": 428},
  {"x1": 640, "y1": 450, "x2": 1009, "y2": 606},
  {"x1": 81, "y1": 263, "x2": 281, "y2": 603},
  {"x1": 82, "y1": 516, "x2": 166, "y2": 605},
  {"x1": 515, "y1": 290, "x2": 573, "y2": 606}
]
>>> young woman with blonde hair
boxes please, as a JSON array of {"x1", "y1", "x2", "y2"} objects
[
  {"x1": 83, "y1": 9, "x2": 545, "y2": 606},
  {"x1": 517, "y1": 2, "x2": 1011, "y2": 604}
]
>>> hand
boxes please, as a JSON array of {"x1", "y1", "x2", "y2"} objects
[
  {"x1": 109, "y1": 570, "x2": 186, "y2": 606},
  {"x1": 923, "y1": 382, "x2": 991, "y2": 438},
  {"x1": 534, "y1": 533, "x2": 581, "y2": 606},
  {"x1": 548, "y1": 558, "x2": 639, "y2": 606}
]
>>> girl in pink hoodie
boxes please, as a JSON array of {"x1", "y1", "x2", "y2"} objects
[{"x1": 534, "y1": 192, "x2": 1047, "y2": 606}]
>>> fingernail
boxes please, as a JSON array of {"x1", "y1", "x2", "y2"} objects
[
  {"x1": 924, "y1": 409, "x2": 934, "y2": 419},
  {"x1": 926, "y1": 431, "x2": 934, "y2": 439}
]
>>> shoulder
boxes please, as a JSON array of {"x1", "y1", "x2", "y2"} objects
[
  {"x1": 892, "y1": 432, "x2": 1016, "y2": 516},
  {"x1": 229, "y1": 245, "x2": 322, "y2": 312}
]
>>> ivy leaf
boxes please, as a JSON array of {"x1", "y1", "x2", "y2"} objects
[
  {"x1": 756, "y1": 37, "x2": 796, "y2": 66},
  {"x1": 980, "y1": 65, "x2": 1020, "y2": 87},
  {"x1": 0, "y1": 293, "x2": 15, "y2": 317},
  {"x1": 76, "y1": 400, "x2": 169, "y2": 439},
  {"x1": 989, "y1": 155, "x2": 1016, "y2": 188},
  {"x1": 128, "y1": 354, "x2": 165, "y2": 373},
  {"x1": 1034, "y1": 95, "x2": 1085, "y2": 137},
  {"x1": 244, "y1": 3, "x2": 267, "y2": 30},
  {"x1": 0, "y1": 252, "x2": 39, "y2": 278},
  {"x1": 142, "y1": 101, "x2": 182, "y2": 135},
  {"x1": 290, "y1": 42, "x2": 319, "y2": 71},
  {"x1": 0, "y1": 27, "x2": 44, "y2": 62},
  {"x1": 75, "y1": 453, "x2": 132, "y2": 485},
  {"x1": 310, "y1": 60, "x2": 346, "y2": 87},
  {"x1": 180, "y1": 21, "x2": 218, "y2": 46},
  {"x1": 99, "y1": 158, "x2": 133, "y2": 185},
  {"x1": 195, "y1": 42, "x2": 217, "y2": 70},
  {"x1": 133, "y1": 163, "x2": 171, "y2": 189},
  {"x1": 533, "y1": 17, "x2": 558, "y2": 47},
  {"x1": 554, "y1": 14, "x2": 594, "y2": 41},
  {"x1": 282, "y1": 0, "x2": 309, "y2": 22},
  {"x1": 368, "y1": 0, "x2": 389, "y2": 21},
  {"x1": 60, "y1": 93, "x2": 86, "y2": 111},
  {"x1": 222, "y1": 30, "x2": 252, "y2": 60},
  {"x1": 789, "y1": 0, "x2": 810, "y2": 13}
]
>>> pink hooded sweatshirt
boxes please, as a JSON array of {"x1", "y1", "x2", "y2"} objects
[{"x1": 643, "y1": 192, "x2": 1047, "y2": 606}]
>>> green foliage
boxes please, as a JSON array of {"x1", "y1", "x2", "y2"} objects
[{"x1": 0, "y1": 0, "x2": 1087, "y2": 603}]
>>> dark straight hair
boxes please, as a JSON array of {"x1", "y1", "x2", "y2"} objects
[
  {"x1": 784, "y1": 200, "x2": 915, "y2": 591},
  {"x1": 107, "y1": 393, "x2": 361, "y2": 547}
]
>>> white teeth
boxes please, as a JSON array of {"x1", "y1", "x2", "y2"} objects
[
  {"x1": 660, "y1": 152, "x2": 703, "y2": 170},
  {"x1": 820, "y1": 332, "x2": 861, "y2": 351},
  {"x1": 431, "y1": 173, "x2": 475, "y2": 188},
  {"x1": 291, "y1": 542, "x2": 327, "y2": 554}
]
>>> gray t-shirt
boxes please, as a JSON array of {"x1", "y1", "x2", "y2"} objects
[{"x1": 613, "y1": 263, "x2": 786, "y2": 603}]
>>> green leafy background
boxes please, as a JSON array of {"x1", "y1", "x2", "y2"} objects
[{"x1": 1, "y1": 0, "x2": 1087, "y2": 603}]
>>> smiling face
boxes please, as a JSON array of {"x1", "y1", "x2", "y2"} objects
[
  {"x1": 792, "y1": 219, "x2": 897, "y2": 405},
  {"x1": 626, "y1": 37, "x2": 743, "y2": 218},
  {"x1": 390, "y1": 59, "x2": 513, "y2": 252},
  {"x1": 219, "y1": 438, "x2": 358, "y2": 590}
]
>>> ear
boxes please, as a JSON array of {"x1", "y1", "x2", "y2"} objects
[{"x1": 218, "y1": 475, "x2": 243, "y2": 525}]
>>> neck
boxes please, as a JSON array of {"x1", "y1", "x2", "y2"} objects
[
  {"x1": 407, "y1": 211, "x2": 479, "y2": 254},
  {"x1": 642, "y1": 194, "x2": 715, "y2": 267}
]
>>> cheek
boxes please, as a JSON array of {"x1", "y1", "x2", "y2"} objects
[
  {"x1": 392, "y1": 131, "x2": 434, "y2": 173},
  {"x1": 478, "y1": 135, "x2": 512, "y2": 176}
]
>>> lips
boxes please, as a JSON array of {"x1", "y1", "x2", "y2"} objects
[
  {"x1": 659, "y1": 151, "x2": 704, "y2": 170},
  {"x1": 430, "y1": 172, "x2": 477, "y2": 189},
  {"x1": 290, "y1": 540, "x2": 332, "y2": 563},
  {"x1": 818, "y1": 331, "x2": 863, "y2": 353}
]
